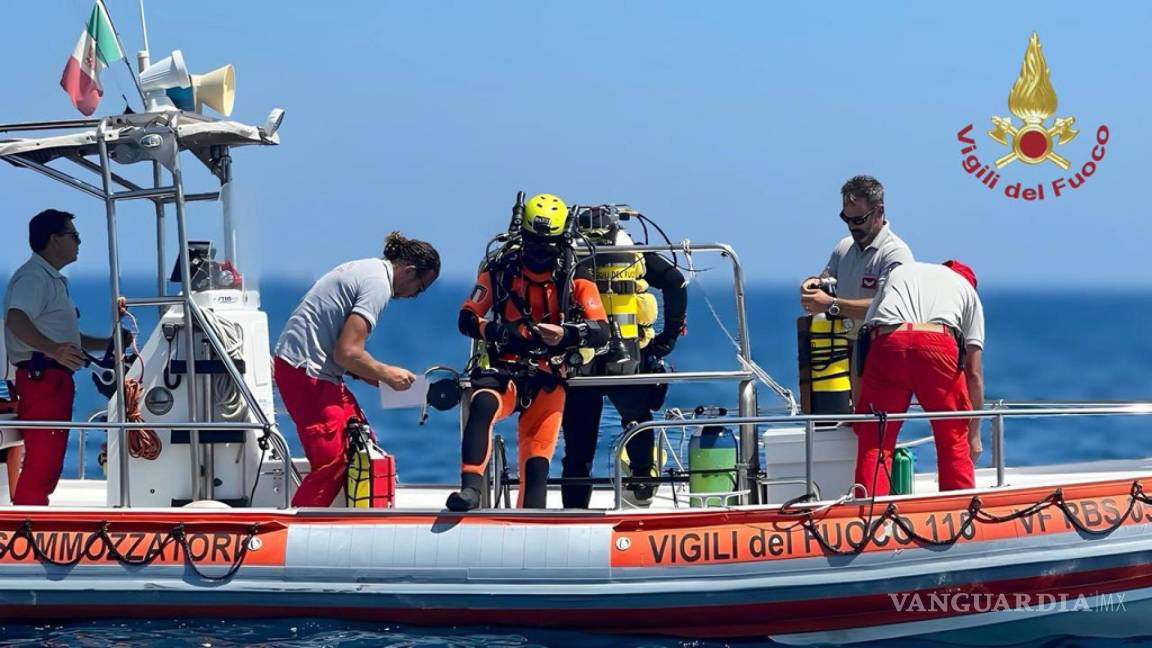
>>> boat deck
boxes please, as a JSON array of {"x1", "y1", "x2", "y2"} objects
[{"x1": 5, "y1": 456, "x2": 1150, "y2": 512}]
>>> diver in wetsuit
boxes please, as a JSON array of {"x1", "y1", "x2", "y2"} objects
[
  {"x1": 448, "y1": 193, "x2": 609, "y2": 511},
  {"x1": 560, "y1": 205, "x2": 686, "y2": 508}
]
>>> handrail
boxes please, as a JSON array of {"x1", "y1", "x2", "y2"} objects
[
  {"x1": 610, "y1": 403, "x2": 1152, "y2": 509},
  {"x1": 567, "y1": 370, "x2": 753, "y2": 387},
  {"x1": 0, "y1": 420, "x2": 260, "y2": 431}
]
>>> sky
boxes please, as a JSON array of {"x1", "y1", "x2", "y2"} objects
[{"x1": 0, "y1": 1, "x2": 1149, "y2": 287}]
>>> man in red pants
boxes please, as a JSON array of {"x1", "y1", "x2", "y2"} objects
[
  {"x1": 852, "y1": 259, "x2": 984, "y2": 497},
  {"x1": 4, "y1": 210, "x2": 117, "y2": 505},
  {"x1": 275, "y1": 232, "x2": 439, "y2": 507}
]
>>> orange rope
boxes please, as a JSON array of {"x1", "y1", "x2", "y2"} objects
[{"x1": 123, "y1": 376, "x2": 161, "y2": 461}]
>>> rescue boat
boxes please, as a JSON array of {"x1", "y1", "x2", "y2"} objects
[{"x1": 2, "y1": 56, "x2": 1152, "y2": 646}]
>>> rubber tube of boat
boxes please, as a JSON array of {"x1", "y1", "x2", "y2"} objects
[
  {"x1": 796, "y1": 313, "x2": 852, "y2": 414},
  {"x1": 688, "y1": 406, "x2": 737, "y2": 507},
  {"x1": 891, "y1": 447, "x2": 915, "y2": 495}
]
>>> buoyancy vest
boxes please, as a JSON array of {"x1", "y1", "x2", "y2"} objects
[{"x1": 467, "y1": 247, "x2": 593, "y2": 378}]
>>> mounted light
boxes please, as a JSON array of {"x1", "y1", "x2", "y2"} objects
[
  {"x1": 139, "y1": 50, "x2": 191, "y2": 112},
  {"x1": 262, "y1": 108, "x2": 285, "y2": 137}
]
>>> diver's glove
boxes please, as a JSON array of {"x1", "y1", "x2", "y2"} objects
[
  {"x1": 650, "y1": 330, "x2": 678, "y2": 358},
  {"x1": 484, "y1": 321, "x2": 524, "y2": 346},
  {"x1": 558, "y1": 322, "x2": 590, "y2": 348},
  {"x1": 483, "y1": 321, "x2": 543, "y2": 355}
]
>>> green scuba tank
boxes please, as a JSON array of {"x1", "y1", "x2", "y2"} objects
[
  {"x1": 688, "y1": 406, "x2": 738, "y2": 507},
  {"x1": 891, "y1": 446, "x2": 915, "y2": 495}
]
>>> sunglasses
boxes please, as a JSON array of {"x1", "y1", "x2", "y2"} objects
[
  {"x1": 58, "y1": 230, "x2": 81, "y2": 244},
  {"x1": 412, "y1": 268, "x2": 432, "y2": 296},
  {"x1": 839, "y1": 207, "x2": 879, "y2": 227}
]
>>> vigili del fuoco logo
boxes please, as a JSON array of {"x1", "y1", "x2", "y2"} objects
[{"x1": 957, "y1": 32, "x2": 1109, "y2": 201}]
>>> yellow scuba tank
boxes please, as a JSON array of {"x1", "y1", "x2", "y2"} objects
[
  {"x1": 345, "y1": 419, "x2": 396, "y2": 508},
  {"x1": 797, "y1": 312, "x2": 852, "y2": 414},
  {"x1": 574, "y1": 226, "x2": 649, "y2": 375}
]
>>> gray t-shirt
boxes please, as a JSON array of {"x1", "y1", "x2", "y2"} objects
[
  {"x1": 820, "y1": 223, "x2": 913, "y2": 339},
  {"x1": 3, "y1": 254, "x2": 82, "y2": 364},
  {"x1": 822, "y1": 223, "x2": 914, "y2": 300},
  {"x1": 864, "y1": 262, "x2": 985, "y2": 349},
  {"x1": 275, "y1": 258, "x2": 394, "y2": 383}
]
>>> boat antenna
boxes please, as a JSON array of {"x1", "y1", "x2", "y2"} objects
[
  {"x1": 97, "y1": 0, "x2": 146, "y2": 107},
  {"x1": 138, "y1": 0, "x2": 149, "y2": 54}
]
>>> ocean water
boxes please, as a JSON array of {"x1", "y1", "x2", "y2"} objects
[{"x1": 2, "y1": 276, "x2": 1151, "y2": 646}]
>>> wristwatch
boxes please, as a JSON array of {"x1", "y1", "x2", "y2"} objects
[{"x1": 828, "y1": 298, "x2": 841, "y2": 317}]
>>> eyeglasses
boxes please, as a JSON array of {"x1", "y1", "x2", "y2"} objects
[
  {"x1": 413, "y1": 270, "x2": 431, "y2": 296},
  {"x1": 58, "y1": 230, "x2": 81, "y2": 244},
  {"x1": 839, "y1": 207, "x2": 879, "y2": 227}
]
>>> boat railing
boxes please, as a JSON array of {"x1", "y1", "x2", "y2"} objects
[
  {"x1": 0, "y1": 417, "x2": 294, "y2": 507},
  {"x1": 611, "y1": 402, "x2": 1152, "y2": 510},
  {"x1": 0, "y1": 115, "x2": 296, "y2": 508}
]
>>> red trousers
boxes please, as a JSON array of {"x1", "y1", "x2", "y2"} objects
[
  {"x1": 274, "y1": 357, "x2": 366, "y2": 507},
  {"x1": 13, "y1": 367, "x2": 74, "y2": 506},
  {"x1": 853, "y1": 327, "x2": 974, "y2": 496}
]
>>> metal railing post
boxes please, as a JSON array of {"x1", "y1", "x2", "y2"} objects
[
  {"x1": 96, "y1": 121, "x2": 131, "y2": 507},
  {"x1": 169, "y1": 117, "x2": 203, "y2": 502},
  {"x1": 805, "y1": 419, "x2": 815, "y2": 496},
  {"x1": 992, "y1": 414, "x2": 1005, "y2": 487},
  {"x1": 153, "y1": 161, "x2": 167, "y2": 316},
  {"x1": 722, "y1": 244, "x2": 759, "y2": 505}
]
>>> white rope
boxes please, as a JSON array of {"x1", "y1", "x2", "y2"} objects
[
  {"x1": 680, "y1": 239, "x2": 697, "y2": 287},
  {"x1": 690, "y1": 271, "x2": 798, "y2": 412},
  {"x1": 200, "y1": 309, "x2": 248, "y2": 421}
]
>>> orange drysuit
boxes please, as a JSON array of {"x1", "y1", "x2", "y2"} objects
[{"x1": 456, "y1": 264, "x2": 607, "y2": 508}]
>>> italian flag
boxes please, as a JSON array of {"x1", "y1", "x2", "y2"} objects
[{"x1": 60, "y1": 1, "x2": 123, "y2": 116}]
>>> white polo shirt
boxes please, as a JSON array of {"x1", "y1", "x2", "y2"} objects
[
  {"x1": 864, "y1": 262, "x2": 985, "y2": 349},
  {"x1": 3, "y1": 253, "x2": 82, "y2": 364}
]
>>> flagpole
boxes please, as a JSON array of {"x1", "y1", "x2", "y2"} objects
[{"x1": 97, "y1": 0, "x2": 146, "y2": 106}]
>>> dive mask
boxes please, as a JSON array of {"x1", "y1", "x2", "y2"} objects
[{"x1": 522, "y1": 236, "x2": 563, "y2": 272}]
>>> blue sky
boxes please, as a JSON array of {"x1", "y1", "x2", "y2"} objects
[{"x1": 0, "y1": 1, "x2": 1149, "y2": 286}]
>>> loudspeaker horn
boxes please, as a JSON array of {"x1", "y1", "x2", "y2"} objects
[{"x1": 193, "y1": 64, "x2": 235, "y2": 116}]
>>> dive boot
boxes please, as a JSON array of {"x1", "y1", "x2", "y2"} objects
[
  {"x1": 446, "y1": 487, "x2": 481, "y2": 512},
  {"x1": 623, "y1": 483, "x2": 655, "y2": 508}
]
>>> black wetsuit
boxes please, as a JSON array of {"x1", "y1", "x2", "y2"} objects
[{"x1": 560, "y1": 253, "x2": 687, "y2": 509}]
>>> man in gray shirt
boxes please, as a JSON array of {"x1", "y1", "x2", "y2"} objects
[
  {"x1": 274, "y1": 232, "x2": 439, "y2": 507},
  {"x1": 799, "y1": 175, "x2": 915, "y2": 406},
  {"x1": 801, "y1": 175, "x2": 914, "y2": 331},
  {"x1": 852, "y1": 260, "x2": 985, "y2": 497},
  {"x1": 4, "y1": 209, "x2": 115, "y2": 505}
]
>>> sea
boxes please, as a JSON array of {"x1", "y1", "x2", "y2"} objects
[{"x1": 1, "y1": 276, "x2": 1150, "y2": 647}]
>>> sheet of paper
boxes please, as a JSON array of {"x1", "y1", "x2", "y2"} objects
[{"x1": 378, "y1": 375, "x2": 430, "y2": 409}]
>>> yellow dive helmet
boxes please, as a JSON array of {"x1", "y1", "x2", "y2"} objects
[{"x1": 522, "y1": 193, "x2": 568, "y2": 237}]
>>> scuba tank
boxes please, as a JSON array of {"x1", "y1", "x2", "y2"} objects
[
  {"x1": 345, "y1": 418, "x2": 395, "y2": 508},
  {"x1": 688, "y1": 405, "x2": 738, "y2": 507},
  {"x1": 891, "y1": 446, "x2": 915, "y2": 495},
  {"x1": 574, "y1": 206, "x2": 650, "y2": 375},
  {"x1": 797, "y1": 277, "x2": 852, "y2": 414}
]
